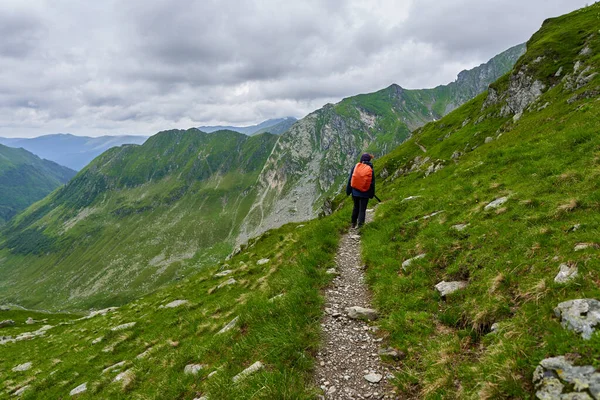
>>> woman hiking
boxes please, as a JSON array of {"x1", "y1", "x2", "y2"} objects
[{"x1": 346, "y1": 153, "x2": 375, "y2": 229}]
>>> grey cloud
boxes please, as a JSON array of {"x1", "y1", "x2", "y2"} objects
[{"x1": 0, "y1": 10, "x2": 45, "y2": 58}]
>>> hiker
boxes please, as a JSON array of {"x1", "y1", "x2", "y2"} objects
[{"x1": 346, "y1": 153, "x2": 375, "y2": 228}]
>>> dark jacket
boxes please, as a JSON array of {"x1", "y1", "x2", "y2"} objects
[{"x1": 346, "y1": 161, "x2": 375, "y2": 199}]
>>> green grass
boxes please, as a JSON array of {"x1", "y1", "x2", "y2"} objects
[
  {"x1": 0, "y1": 212, "x2": 347, "y2": 399},
  {"x1": 342, "y1": 4, "x2": 600, "y2": 398}
]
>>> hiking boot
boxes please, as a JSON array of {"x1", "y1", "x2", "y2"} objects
[{"x1": 351, "y1": 223, "x2": 357, "y2": 229}]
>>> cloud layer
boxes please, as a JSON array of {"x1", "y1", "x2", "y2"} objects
[{"x1": 0, "y1": 0, "x2": 591, "y2": 137}]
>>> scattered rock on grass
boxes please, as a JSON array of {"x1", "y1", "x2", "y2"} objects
[
  {"x1": 575, "y1": 243, "x2": 599, "y2": 251},
  {"x1": 12, "y1": 362, "x2": 32, "y2": 372},
  {"x1": 13, "y1": 385, "x2": 30, "y2": 396},
  {"x1": 102, "y1": 361, "x2": 126, "y2": 374},
  {"x1": 257, "y1": 258, "x2": 270, "y2": 265},
  {"x1": 217, "y1": 316, "x2": 239, "y2": 334},
  {"x1": 452, "y1": 224, "x2": 469, "y2": 231},
  {"x1": 402, "y1": 254, "x2": 426, "y2": 270},
  {"x1": 0, "y1": 319, "x2": 15, "y2": 328},
  {"x1": 214, "y1": 270, "x2": 233, "y2": 277},
  {"x1": 217, "y1": 278, "x2": 237, "y2": 289},
  {"x1": 26, "y1": 318, "x2": 35, "y2": 325},
  {"x1": 326, "y1": 268, "x2": 338, "y2": 275},
  {"x1": 113, "y1": 370, "x2": 135, "y2": 389},
  {"x1": 378, "y1": 348, "x2": 403, "y2": 360},
  {"x1": 346, "y1": 306, "x2": 378, "y2": 321},
  {"x1": 184, "y1": 364, "x2": 205, "y2": 375},
  {"x1": 402, "y1": 196, "x2": 422, "y2": 202},
  {"x1": 91, "y1": 337, "x2": 103, "y2": 345},
  {"x1": 554, "y1": 299, "x2": 600, "y2": 340},
  {"x1": 533, "y1": 356, "x2": 600, "y2": 400},
  {"x1": 268, "y1": 294, "x2": 284, "y2": 302},
  {"x1": 69, "y1": 382, "x2": 87, "y2": 396},
  {"x1": 111, "y1": 322, "x2": 136, "y2": 332},
  {"x1": 159, "y1": 300, "x2": 189, "y2": 309},
  {"x1": 136, "y1": 347, "x2": 154, "y2": 360},
  {"x1": 232, "y1": 361, "x2": 264, "y2": 383},
  {"x1": 485, "y1": 197, "x2": 508, "y2": 210},
  {"x1": 554, "y1": 264, "x2": 578, "y2": 284},
  {"x1": 435, "y1": 281, "x2": 468, "y2": 297}
]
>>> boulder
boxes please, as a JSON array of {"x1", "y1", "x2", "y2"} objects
[
  {"x1": 26, "y1": 317, "x2": 35, "y2": 325},
  {"x1": 346, "y1": 306, "x2": 378, "y2": 321},
  {"x1": 554, "y1": 299, "x2": 600, "y2": 340},
  {"x1": 111, "y1": 322, "x2": 136, "y2": 332},
  {"x1": 159, "y1": 300, "x2": 189, "y2": 309},
  {"x1": 554, "y1": 264, "x2": 578, "y2": 284},
  {"x1": 69, "y1": 382, "x2": 87, "y2": 396},
  {"x1": 485, "y1": 197, "x2": 508, "y2": 210},
  {"x1": 257, "y1": 258, "x2": 270, "y2": 265},
  {"x1": 435, "y1": 281, "x2": 468, "y2": 297},
  {"x1": 232, "y1": 361, "x2": 264, "y2": 383},
  {"x1": 533, "y1": 356, "x2": 600, "y2": 400},
  {"x1": 217, "y1": 316, "x2": 239, "y2": 334},
  {"x1": 0, "y1": 319, "x2": 15, "y2": 328},
  {"x1": 12, "y1": 362, "x2": 32, "y2": 372},
  {"x1": 402, "y1": 254, "x2": 427, "y2": 270},
  {"x1": 485, "y1": 137, "x2": 494, "y2": 144},
  {"x1": 184, "y1": 363, "x2": 205, "y2": 375}
]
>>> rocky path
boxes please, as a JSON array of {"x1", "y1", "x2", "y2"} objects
[{"x1": 315, "y1": 209, "x2": 397, "y2": 399}]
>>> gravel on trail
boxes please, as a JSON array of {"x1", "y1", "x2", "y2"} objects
[{"x1": 315, "y1": 209, "x2": 398, "y2": 399}]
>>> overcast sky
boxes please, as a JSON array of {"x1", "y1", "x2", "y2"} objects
[{"x1": 0, "y1": 0, "x2": 591, "y2": 138}]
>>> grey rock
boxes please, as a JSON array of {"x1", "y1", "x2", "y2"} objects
[
  {"x1": 401, "y1": 195, "x2": 422, "y2": 202},
  {"x1": 12, "y1": 362, "x2": 32, "y2": 372},
  {"x1": 452, "y1": 224, "x2": 469, "y2": 231},
  {"x1": 554, "y1": 299, "x2": 600, "y2": 340},
  {"x1": 111, "y1": 322, "x2": 136, "y2": 331},
  {"x1": 575, "y1": 243, "x2": 598, "y2": 251},
  {"x1": 69, "y1": 382, "x2": 87, "y2": 396},
  {"x1": 26, "y1": 317, "x2": 35, "y2": 325},
  {"x1": 485, "y1": 137, "x2": 494, "y2": 144},
  {"x1": 326, "y1": 268, "x2": 338, "y2": 275},
  {"x1": 113, "y1": 370, "x2": 135, "y2": 388},
  {"x1": 346, "y1": 306, "x2": 378, "y2": 321},
  {"x1": 402, "y1": 254, "x2": 427, "y2": 270},
  {"x1": 184, "y1": 363, "x2": 205, "y2": 375},
  {"x1": 136, "y1": 347, "x2": 154, "y2": 359},
  {"x1": 232, "y1": 361, "x2": 264, "y2": 383},
  {"x1": 501, "y1": 68, "x2": 546, "y2": 116},
  {"x1": 0, "y1": 319, "x2": 15, "y2": 328},
  {"x1": 160, "y1": 300, "x2": 189, "y2": 309},
  {"x1": 554, "y1": 264, "x2": 578, "y2": 284},
  {"x1": 91, "y1": 336, "x2": 103, "y2": 344},
  {"x1": 490, "y1": 323, "x2": 500, "y2": 333},
  {"x1": 217, "y1": 316, "x2": 239, "y2": 334},
  {"x1": 13, "y1": 385, "x2": 30, "y2": 396},
  {"x1": 257, "y1": 258, "x2": 270, "y2": 265},
  {"x1": 534, "y1": 356, "x2": 600, "y2": 400},
  {"x1": 485, "y1": 197, "x2": 508, "y2": 210},
  {"x1": 364, "y1": 373, "x2": 383, "y2": 383},
  {"x1": 378, "y1": 347, "x2": 402, "y2": 360},
  {"x1": 268, "y1": 294, "x2": 284, "y2": 302},
  {"x1": 102, "y1": 361, "x2": 126, "y2": 374},
  {"x1": 214, "y1": 270, "x2": 233, "y2": 277},
  {"x1": 435, "y1": 281, "x2": 468, "y2": 297},
  {"x1": 580, "y1": 46, "x2": 592, "y2": 56},
  {"x1": 217, "y1": 278, "x2": 237, "y2": 289},
  {"x1": 422, "y1": 210, "x2": 444, "y2": 220},
  {"x1": 555, "y1": 66, "x2": 564, "y2": 77}
]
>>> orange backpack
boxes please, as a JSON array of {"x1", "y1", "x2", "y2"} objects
[{"x1": 351, "y1": 163, "x2": 373, "y2": 192}]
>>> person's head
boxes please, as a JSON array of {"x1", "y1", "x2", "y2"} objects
[{"x1": 360, "y1": 153, "x2": 373, "y2": 163}]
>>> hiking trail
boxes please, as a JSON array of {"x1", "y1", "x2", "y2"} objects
[{"x1": 315, "y1": 208, "x2": 398, "y2": 399}]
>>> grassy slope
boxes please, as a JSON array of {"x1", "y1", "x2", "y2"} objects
[
  {"x1": 0, "y1": 130, "x2": 278, "y2": 310},
  {"x1": 0, "y1": 144, "x2": 75, "y2": 224},
  {"x1": 0, "y1": 212, "x2": 347, "y2": 399},
  {"x1": 352, "y1": 5, "x2": 600, "y2": 398}
]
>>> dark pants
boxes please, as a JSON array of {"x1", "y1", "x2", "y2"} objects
[{"x1": 351, "y1": 196, "x2": 369, "y2": 227}]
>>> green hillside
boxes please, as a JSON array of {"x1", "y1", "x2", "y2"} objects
[
  {"x1": 1, "y1": 4, "x2": 599, "y2": 399},
  {"x1": 0, "y1": 144, "x2": 75, "y2": 224},
  {"x1": 0, "y1": 130, "x2": 279, "y2": 310}
]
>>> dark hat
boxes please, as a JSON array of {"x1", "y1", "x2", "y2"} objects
[{"x1": 360, "y1": 153, "x2": 373, "y2": 162}]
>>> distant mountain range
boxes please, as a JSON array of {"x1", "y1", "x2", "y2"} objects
[
  {"x1": 0, "y1": 134, "x2": 149, "y2": 171},
  {"x1": 198, "y1": 117, "x2": 297, "y2": 136},
  {"x1": 0, "y1": 144, "x2": 75, "y2": 224}
]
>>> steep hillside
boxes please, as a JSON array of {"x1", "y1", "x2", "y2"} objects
[
  {"x1": 352, "y1": 4, "x2": 600, "y2": 398},
  {"x1": 252, "y1": 117, "x2": 297, "y2": 136},
  {"x1": 0, "y1": 130, "x2": 278, "y2": 310},
  {"x1": 0, "y1": 214, "x2": 346, "y2": 399},
  {"x1": 238, "y1": 45, "x2": 524, "y2": 243},
  {"x1": 0, "y1": 144, "x2": 75, "y2": 224},
  {"x1": 0, "y1": 134, "x2": 149, "y2": 171}
]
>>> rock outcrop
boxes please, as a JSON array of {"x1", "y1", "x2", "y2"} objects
[{"x1": 554, "y1": 299, "x2": 600, "y2": 340}]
